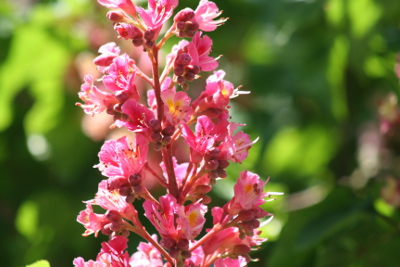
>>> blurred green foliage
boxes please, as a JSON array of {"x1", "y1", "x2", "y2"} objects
[{"x1": 1, "y1": 0, "x2": 400, "y2": 266}]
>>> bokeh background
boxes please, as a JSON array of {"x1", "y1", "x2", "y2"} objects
[{"x1": 1, "y1": 0, "x2": 400, "y2": 266}]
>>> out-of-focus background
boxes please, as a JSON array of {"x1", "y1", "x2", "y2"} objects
[{"x1": 1, "y1": 0, "x2": 400, "y2": 266}]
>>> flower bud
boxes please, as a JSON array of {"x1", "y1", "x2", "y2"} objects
[
  {"x1": 144, "y1": 29, "x2": 155, "y2": 41},
  {"x1": 107, "y1": 177, "x2": 129, "y2": 190},
  {"x1": 206, "y1": 159, "x2": 219, "y2": 170},
  {"x1": 162, "y1": 135, "x2": 172, "y2": 145},
  {"x1": 151, "y1": 132, "x2": 162, "y2": 142},
  {"x1": 160, "y1": 237, "x2": 176, "y2": 250},
  {"x1": 115, "y1": 91, "x2": 130, "y2": 103},
  {"x1": 119, "y1": 185, "x2": 132, "y2": 196},
  {"x1": 132, "y1": 38, "x2": 144, "y2": 47},
  {"x1": 125, "y1": 194, "x2": 135, "y2": 203},
  {"x1": 149, "y1": 119, "x2": 162, "y2": 132},
  {"x1": 107, "y1": 11, "x2": 128, "y2": 23},
  {"x1": 184, "y1": 72, "x2": 195, "y2": 82},
  {"x1": 121, "y1": 229, "x2": 130, "y2": 237},
  {"x1": 174, "y1": 66, "x2": 184, "y2": 76},
  {"x1": 154, "y1": 142, "x2": 163, "y2": 151},
  {"x1": 181, "y1": 250, "x2": 192, "y2": 259},
  {"x1": 174, "y1": 8, "x2": 195, "y2": 23},
  {"x1": 133, "y1": 185, "x2": 143, "y2": 194},
  {"x1": 218, "y1": 160, "x2": 230, "y2": 169},
  {"x1": 200, "y1": 194, "x2": 211, "y2": 204},
  {"x1": 113, "y1": 103, "x2": 122, "y2": 113},
  {"x1": 195, "y1": 185, "x2": 212, "y2": 194},
  {"x1": 233, "y1": 244, "x2": 251, "y2": 255},
  {"x1": 169, "y1": 248, "x2": 180, "y2": 258},
  {"x1": 217, "y1": 168, "x2": 227, "y2": 178},
  {"x1": 129, "y1": 173, "x2": 142, "y2": 186},
  {"x1": 237, "y1": 209, "x2": 255, "y2": 222},
  {"x1": 177, "y1": 76, "x2": 185, "y2": 84},
  {"x1": 106, "y1": 210, "x2": 122, "y2": 222},
  {"x1": 177, "y1": 239, "x2": 189, "y2": 250},
  {"x1": 162, "y1": 125, "x2": 176, "y2": 136},
  {"x1": 175, "y1": 53, "x2": 191, "y2": 66}
]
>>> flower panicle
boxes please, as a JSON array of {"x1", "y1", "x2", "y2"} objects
[{"x1": 74, "y1": 1, "x2": 282, "y2": 266}]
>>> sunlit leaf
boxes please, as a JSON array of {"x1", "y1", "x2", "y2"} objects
[
  {"x1": 348, "y1": 0, "x2": 382, "y2": 38},
  {"x1": 26, "y1": 260, "x2": 51, "y2": 267},
  {"x1": 15, "y1": 200, "x2": 39, "y2": 241}
]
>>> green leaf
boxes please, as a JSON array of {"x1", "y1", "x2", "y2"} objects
[{"x1": 26, "y1": 260, "x2": 50, "y2": 267}]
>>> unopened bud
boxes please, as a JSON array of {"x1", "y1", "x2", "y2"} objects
[
  {"x1": 174, "y1": 66, "x2": 184, "y2": 76},
  {"x1": 145, "y1": 41, "x2": 154, "y2": 49},
  {"x1": 206, "y1": 159, "x2": 219, "y2": 170},
  {"x1": 113, "y1": 103, "x2": 122, "y2": 113},
  {"x1": 125, "y1": 194, "x2": 135, "y2": 203},
  {"x1": 144, "y1": 29, "x2": 155, "y2": 41},
  {"x1": 200, "y1": 194, "x2": 211, "y2": 204},
  {"x1": 106, "y1": 210, "x2": 122, "y2": 222},
  {"x1": 174, "y1": 8, "x2": 195, "y2": 22},
  {"x1": 107, "y1": 177, "x2": 129, "y2": 190},
  {"x1": 218, "y1": 160, "x2": 229, "y2": 169},
  {"x1": 177, "y1": 76, "x2": 185, "y2": 84},
  {"x1": 176, "y1": 53, "x2": 191, "y2": 66},
  {"x1": 217, "y1": 168, "x2": 227, "y2": 178},
  {"x1": 107, "y1": 11, "x2": 128, "y2": 23},
  {"x1": 106, "y1": 105, "x2": 116, "y2": 115},
  {"x1": 177, "y1": 239, "x2": 189, "y2": 250},
  {"x1": 250, "y1": 218, "x2": 260, "y2": 228},
  {"x1": 119, "y1": 185, "x2": 132, "y2": 196},
  {"x1": 181, "y1": 82, "x2": 189, "y2": 91},
  {"x1": 110, "y1": 221, "x2": 122, "y2": 232},
  {"x1": 181, "y1": 250, "x2": 192, "y2": 259},
  {"x1": 129, "y1": 173, "x2": 142, "y2": 186},
  {"x1": 233, "y1": 244, "x2": 251, "y2": 255},
  {"x1": 115, "y1": 91, "x2": 130, "y2": 103},
  {"x1": 151, "y1": 132, "x2": 162, "y2": 142},
  {"x1": 169, "y1": 248, "x2": 180, "y2": 258},
  {"x1": 185, "y1": 64, "x2": 201, "y2": 75},
  {"x1": 133, "y1": 185, "x2": 143, "y2": 194},
  {"x1": 162, "y1": 135, "x2": 172, "y2": 145},
  {"x1": 237, "y1": 210, "x2": 255, "y2": 222},
  {"x1": 195, "y1": 185, "x2": 212, "y2": 194},
  {"x1": 132, "y1": 38, "x2": 144, "y2": 47},
  {"x1": 184, "y1": 72, "x2": 195, "y2": 82},
  {"x1": 121, "y1": 229, "x2": 130, "y2": 237},
  {"x1": 160, "y1": 237, "x2": 176, "y2": 250},
  {"x1": 154, "y1": 142, "x2": 163, "y2": 151},
  {"x1": 162, "y1": 125, "x2": 176, "y2": 136},
  {"x1": 149, "y1": 119, "x2": 162, "y2": 132}
]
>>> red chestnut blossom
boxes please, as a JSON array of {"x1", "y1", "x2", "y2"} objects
[
  {"x1": 177, "y1": 201, "x2": 207, "y2": 240},
  {"x1": 93, "y1": 42, "x2": 121, "y2": 72},
  {"x1": 96, "y1": 135, "x2": 148, "y2": 180},
  {"x1": 187, "y1": 31, "x2": 218, "y2": 72},
  {"x1": 97, "y1": 0, "x2": 137, "y2": 16},
  {"x1": 75, "y1": 1, "x2": 281, "y2": 266},
  {"x1": 143, "y1": 194, "x2": 179, "y2": 238},
  {"x1": 161, "y1": 82, "x2": 193, "y2": 126},
  {"x1": 117, "y1": 99, "x2": 155, "y2": 134},
  {"x1": 77, "y1": 75, "x2": 116, "y2": 116},
  {"x1": 102, "y1": 54, "x2": 139, "y2": 101},
  {"x1": 77, "y1": 203, "x2": 107, "y2": 237},
  {"x1": 73, "y1": 236, "x2": 130, "y2": 267},
  {"x1": 129, "y1": 235, "x2": 163, "y2": 267},
  {"x1": 137, "y1": 0, "x2": 179, "y2": 31},
  {"x1": 194, "y1": 0, "x2": 226, "y2": 32},
  {"x1": 214, "y1": 257, "x2": 247, "y2": 267}
]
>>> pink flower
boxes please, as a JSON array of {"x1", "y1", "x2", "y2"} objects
[
  {"x1": 96, "y1": 135, "x2": 148, "y2": 180},
  {"x1": 194, "y1": 0, "x2": 226, "y2": 32},
  {"x1": 129, "y1": 235, "x2": 163, "y2": 267},
  {"x1": 226, "y1": 171, "x2": 268, "y2": 215},
  {"x1": 187, "y1": 31, "x2": 218, "y2": 72},
  {"x1": 77, "y1": 203, "x2": 107, "y2": 237},
  {"x1": 161, "y1": 78, "x2": 193, "y2": 126},
  {"x1": 93, "y1": 42, "x2": 121, "y2": 71},
  {"x1": 90, "y1": 180, "x2": 137, "y2": 220},
  {"x1": 181, "y1": 116, "x2": 216, "y2": 163},
  {"x1": 214, "y1": 257, "x2": 247, "y2": 267},
  {"x1": 77, "y1": 75, "x2": 116, "y2": 116},
  {"x1": 74, "y1": 236, "x2": 131, "y2": 267},
  {"x1": 219, "y1": 123, "x2": 257, "y2": 163},
  {"x1": 160, "y1": 157, "x2": 188, "y2": 188},
  {"x1": 102, "y1": 54, "x2": 139, "y2": 101},
  {"x1": 137, "y1": 0, "x2": 179, "y2": 31},
  {"x1": 97, "y1": 0, "x2": 136, "y2": 16},
  {"x1": 143, "y1": 194, "x2": 179, "y2": 238},
  {"x1": 191, "y1": 70, "x2": 234, "y2": 114},
  {"x1": 117, "y1": 99, "x2": 155, "y2": 134},
  {"x1": 177, "y1": 201, "x2": 207, "y2": 240}
]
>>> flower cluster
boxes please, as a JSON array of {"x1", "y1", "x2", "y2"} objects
[{"x1": 74, "y1": 0, "x2": 282, "y2": 266}]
